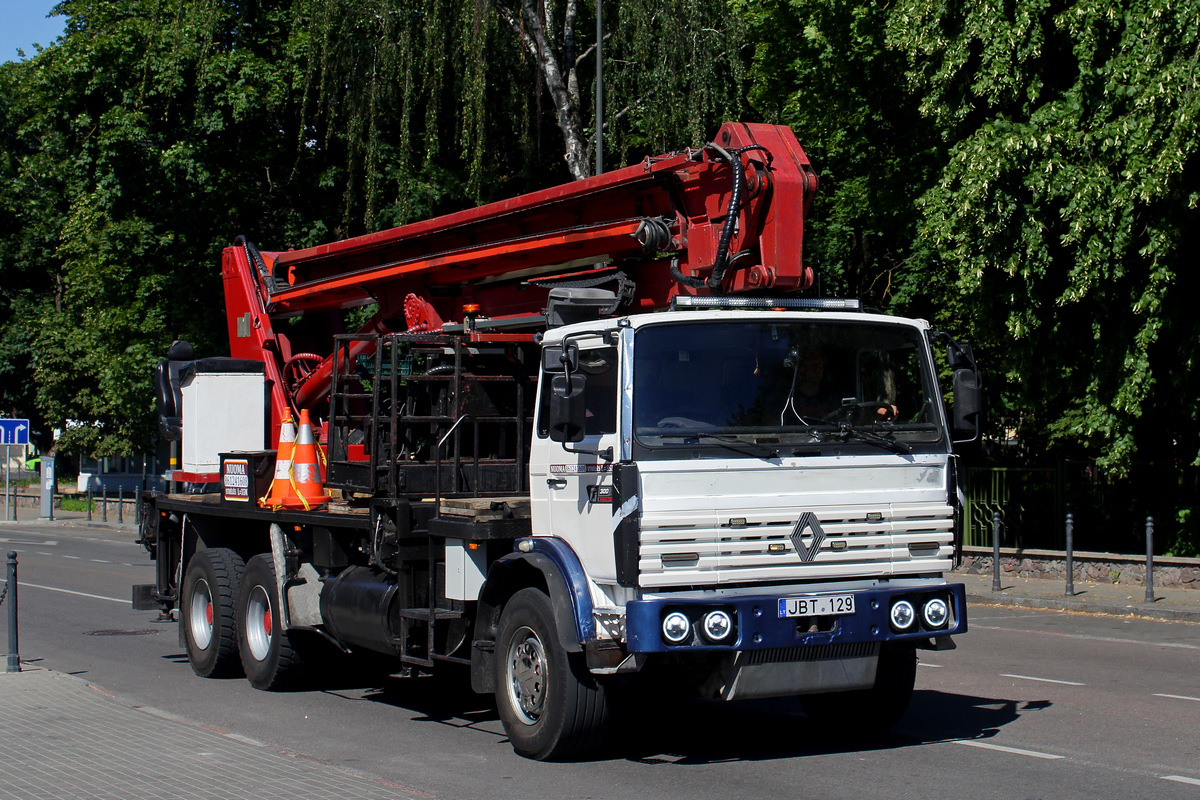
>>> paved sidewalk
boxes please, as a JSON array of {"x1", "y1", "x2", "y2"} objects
[
  {"x1": 0, "y1": 668, "x2": 429, "y2": 800},
  {"x1": 0, "y1": 500, "x2": 136, "y2": 530},
  {"x1": 953, "y1": 569, "x2": 1200, "y2": 623},
  {"x1": 2, "y1": 508, "x2": 435, "y2": 799}
]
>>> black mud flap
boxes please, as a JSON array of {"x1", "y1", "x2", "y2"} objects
[{"x1": 131, "y1": 584, "x2": 159, "y2": 611}]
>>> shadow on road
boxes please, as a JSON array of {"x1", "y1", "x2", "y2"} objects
[
  {"x1": 605, "y1": 689, "x2": 1035, "y2": 764},
  {"x1": 311, "y1": 666, "x2": 1038, "y2": 764},
  {"x1": 898, "y1": 689, "x2": 1045, "y2": 745}
]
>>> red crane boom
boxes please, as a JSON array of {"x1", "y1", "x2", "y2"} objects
[{"x1": 219, "y1": 122, "x2": 817, "y2": 436}]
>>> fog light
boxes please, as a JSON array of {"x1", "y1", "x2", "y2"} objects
[
  {"x1": 662, "y1": 611, "x2": 691, "y2": 644},
  {"x1": 923, "y1": 597, "x2": 949, "y2": 629},
  {"x1": 889, "y1": 600, "x2": 916, "y2": 632},
  {"x1": 701, "y1": 610, "x2": 733, "y2": 642}
]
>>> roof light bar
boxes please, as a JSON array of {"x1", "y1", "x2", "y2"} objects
[{"x1": 670, "y1": 296, "x2": 862, "y2": 311}]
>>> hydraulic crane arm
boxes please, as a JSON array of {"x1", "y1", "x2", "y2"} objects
[{"x1": 221, "y1": 122, "x2": 818, "y2": 433}]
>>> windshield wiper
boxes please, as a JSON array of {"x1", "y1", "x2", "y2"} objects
[
  {"x1": 836, "y1": 423, "x2": 913, "y2": 454},
  {"x1": 657, "y1": 432, "x2": 780, "y2": 459}
]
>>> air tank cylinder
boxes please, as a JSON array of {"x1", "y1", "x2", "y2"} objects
[{"x1": 320, "y1": 566, "x2": 403, "y2": 655}]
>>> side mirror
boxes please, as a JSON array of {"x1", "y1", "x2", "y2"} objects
[
  {"x1": 548, "y1": 373, "x2": 587, "y2": 443},
  {"x1": 542, "y1": 344, "x2": 579, "y2": 373},
  {"x1": 946, "y1": 341, "x2": 975, "y2": 371},
  {"x1": 934, "y1": 333, "x2": 982, "y2": 443},
  {"x1": 951, "y1": 367, "x2": 982, "y2": 440}
]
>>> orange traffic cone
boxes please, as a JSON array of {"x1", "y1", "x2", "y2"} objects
[
  {"x1": 280, "y1": 409, "x2": 330, "y2": 510},
  {"x1": 259, "y1": 411, "x2": 297, "y2": 510}
]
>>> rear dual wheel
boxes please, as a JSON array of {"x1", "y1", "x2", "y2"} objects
[
  {"x1": 181, "y1": 548, "x2": 244, "y2": 678},
  {"x1": 237, "y1": 554, "x2": 307, "y2": 690}
]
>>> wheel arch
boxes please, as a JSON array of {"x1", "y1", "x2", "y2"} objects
[{"x1": 471, "y1": 539, "x2": 596, "y2": 693}]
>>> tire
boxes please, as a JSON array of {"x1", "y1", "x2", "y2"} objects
[
  {"x1": 799, "y1": 643, "x2": 917, "y2": 736},
  {"x1": 494, "y1": 588, "x2": 609, "y2": 760},
  {"x1": 236, "y1": 554, "x2": 306, "y2": 690},
  {"x1": 181, "y1": 548, "x2": 244, "y2": 678}
]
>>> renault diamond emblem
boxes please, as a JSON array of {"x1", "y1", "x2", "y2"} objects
[{"x1": 790, "y1": 512, "x2": 825, "y2": 563}]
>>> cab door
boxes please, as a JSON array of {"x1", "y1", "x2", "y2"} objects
[{"x1": 529, "y1": 343, "x2": 621, "y2": 583}]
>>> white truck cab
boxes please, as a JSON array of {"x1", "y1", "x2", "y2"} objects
[{"x1": 524, "y1": 302, "x2": 967, "y2": 718}]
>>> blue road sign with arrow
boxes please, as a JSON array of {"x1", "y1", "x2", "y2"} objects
[{"x1": 0, "y1": 419, "x2": 30, "y2": 446}]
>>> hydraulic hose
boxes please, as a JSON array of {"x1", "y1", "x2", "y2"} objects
[
  {"x1": 705, "y1": 143, "x2": 745, "y2": 290},
  {"x1": 233, "y1": 235, "x2": 275, "y2": 296},
  {"x1": 670, "y1": 256, "x2": 707, "y2": 289}
]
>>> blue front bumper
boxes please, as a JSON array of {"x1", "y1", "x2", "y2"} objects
[{"x1": 625, "y1": 583, "x2": 968, "y2": 653}]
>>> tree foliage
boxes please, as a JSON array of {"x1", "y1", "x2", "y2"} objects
[
  {"x1": 1, "y1": 1, "x2": 304, "y2": 454},
  {"x1": 736, "y1": 0, "x2": 943, "y2": 309},
  {"x1": 736, "y1": 0, "x2": 1200, "y2": 550},
  {"x1": 887, "y1": 0, "x2": 1200, "y2": 479},
  {"x1": 4, "y1": 0, "x2": 1200, "y2": 553},
  {"x1": 0, "y1": 0, "x2": 748, "y2": 457},
  {"x1": 293, "y1": 0, "x2": 747, "y2": 226}
]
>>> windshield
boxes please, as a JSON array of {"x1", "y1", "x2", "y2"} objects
[{"x1": 632, "y1": 319, "x2": 943, "y2": 454}]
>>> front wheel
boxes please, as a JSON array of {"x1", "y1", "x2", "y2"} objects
[
  {"x1": 494, "y1": 588, "x2": 609, "y2": 760},
  {"x1": 181, "y1": 548, "x2": 244, "y2": 678},
  {"x1": 236, "y1": 554, "x2": 306, "y2": 690},
  {"x1": 799, "y1": 643, "x2": 917, "y2": 736}
]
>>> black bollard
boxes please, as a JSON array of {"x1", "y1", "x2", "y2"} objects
[
  {"x1": 6, "y1": 551, "x2": 18, "y2": 673},
  {"x1": 118, "y1": 487, "x2": 124, "y2": 524},
  {"x1": 1145, "y1": 516, "x2": 1155, "y2": 604},
  {"x1": 1065, "y1": 513, "x2": 1075, "y2": 597},
  {"x1": 992, "y1": 511, "x2": 1002, "y2": 592},
  {"x1": 87, "y1": 488, "x2": 93, "y2": 522},
  {"x1": 102, "y1": 486, "x2": 108, "y2": 523}
]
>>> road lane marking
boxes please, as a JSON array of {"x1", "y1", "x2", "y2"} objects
[
  {"x1": 0, "y1": 538, "x2": 58, "y2": 546},
  {"x1": 1002, "y1": 673, "x2": 1086, "y2": 686},
  {"x1": 918, "y1": 663, "x2": 944, "y2": 668},
  {"x1": 1154, "y1": 693, "x2": 1200, "y2": 703},
  {"x1": 1162, "y1": 776, "x2": 1200, "y2": 786},
  {"x1": 63, "y1": 555, "x2": 80, "y2": 559},
  {"x1": 975, "y1": 624, "x2": 1200, "y2": 651},
  {"x1": 957, "y1": 740, "x2": 1063, "y2": 759},
  {"x1": 21, "y1": 582, "x2": 128, "y2": 605},
  {"x1": 90, "y1": 559, "x2": 111, "y2": 564}
]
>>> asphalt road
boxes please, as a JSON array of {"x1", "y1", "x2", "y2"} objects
[{"x1": 3, "y1": 522, "x2": 1199, "y2": 800}]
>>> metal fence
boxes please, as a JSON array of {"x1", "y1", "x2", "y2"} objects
[{"x1": 964, "y1": 461, "x2": 1175, "y2": 555}]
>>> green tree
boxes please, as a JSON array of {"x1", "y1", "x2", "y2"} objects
[
  {"x1": 0, "y1": 0, "x2": 752, "y2": 459},
  {"x1": 1, "y1": 0, "x2": 306, "y2": 455},
  {"x1": 888, "y1": 0, "x2": 1200, "y2": 466},
  {"x1": 735, "y1": 0, "x2": 943, "y2": 311},
  {"x1": 887, "y1": 0, "x2": 1200, "y2": 548},
  {"x1": 0, "y1": 60, "x2": 50, "y2": 432},
  {"x1": 292, "y1": 0, "x2": 748, "y2": 232}
]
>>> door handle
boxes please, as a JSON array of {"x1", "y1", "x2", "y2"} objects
[{"x1": 547, "y1": 478, "x2": 568, "y2": 489}]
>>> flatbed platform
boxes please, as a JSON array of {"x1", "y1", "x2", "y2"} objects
[{"x1": 146, "y1": 492, "x2": 531, "y2": 531}]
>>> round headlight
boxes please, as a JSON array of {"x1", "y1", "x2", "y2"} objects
[
  {"x1": 889, "y1": 600, "x2": 916, "y2": 632},
  {"x1": 701, "y1": 610, "x2": 733, "y2": 642},
  {"x1": 923, "y1": 597, "x2": 949, "y2": 629},
  {"x1": 662, "y1": 611, "x2": 691, "y2": 644}
]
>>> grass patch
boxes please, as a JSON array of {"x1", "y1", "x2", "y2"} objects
[{"x1": 59, "y1": 496, "x2": 91, "y2": 513}]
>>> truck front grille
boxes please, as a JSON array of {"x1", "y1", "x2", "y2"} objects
[{"x1": 638, "y1": 503, "x2": 955, "y2": 588}]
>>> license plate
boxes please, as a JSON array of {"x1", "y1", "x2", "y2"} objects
[{"x1": 777, "y1": 594, "x2": 856, "y2": 618}]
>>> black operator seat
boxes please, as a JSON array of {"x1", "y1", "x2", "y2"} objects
[{"x1": 154, "y1": 339, "x2": 194, "y2": 441}]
